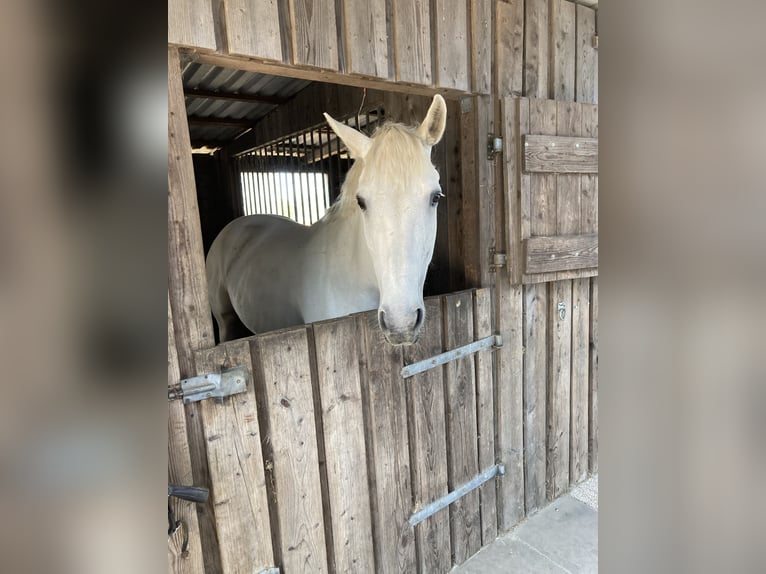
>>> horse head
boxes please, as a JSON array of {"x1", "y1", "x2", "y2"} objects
[{"x1": 324, "y1": 95, "x2": 447, "y2": 345}]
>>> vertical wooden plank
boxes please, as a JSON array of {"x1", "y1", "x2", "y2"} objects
[
  {"x1": 195, "y1": 341, "x2": 276, "y2": 574},
  {"x1": 341, "y1": 0, "x2": 388, "y2": 77},
  {"x1": 501, "y1": 96, "x2": 523, "y2": 285},
  {"x1": 470, "y1": 0, "x2": 492, "y2": 94},
  {"x1": 434, "y1": 0, "x2": 469, "y2": 91},
  {"x1": 547, "y1": 279, "x2": 572, "y2": 499},
  {"x1": 556, "y1": 100, "x2": 581, "y2": 235},
  {"x1": 289, "y1": 0, "x2": 339, "y2": 70},
  {"x1": 254, "y1": 328, "x2": 329, "y2": 573},
  {"x1": 168, "y1": 0, "x2": 217, "y2": 50},
  {"x1": 575, "y1": 4, "x2": 597, "y2": 103},
  {"x1": 524, "y1": 0, "x2": 549, "y2": 98},
  {"x1": 570, "y1": 277, "x2": 590, "y2": 485},
  {"x1": 224, "y1": 0, "x2": 283, "y2": 61},
  {"x1": 460, "y1": 99, "x2": 480, "y2": 287},
  {"x1": 476, "y1": 96, "x2": 496, "y2": 288},
  {"x1": 403, "y1": 299, "x2": 451, "y2": 574},
  {"x1": 473, "y1": 289, "x2": 497, "y2": 544},
  {"x1": 522, "y1": 282, "x2": 547, "y2": 514},
  {"x1": 580, "y1": 103, "x2": 598, "y2": 234},
  {"x1": 443, "y1": 291, "x2": 481, "y2": 564},
  {"x1": 589, "y1": 278, "x2": 598, "y2": 473},
  {"x1": 550, "y1": 0, "x2": 576, "y2": 101},
  {"x1": 392, "y1": 0, "x2": 432, "y2": 85},
  {"x1": 529, "y1": 99, "x2": 557, "y2": 237},
  {"x1": 168, "y1": 296, "x2": 205, "y2": 574},
  {"x1": 495, "y1": 0, "x2": 524, "y2": 97},
  {"x1": 358, "y1": 312, "x2": 416, "y2": 574},
  {"x1": 445, "y1": 100, "x2": 466, "y2": 293},
  {"x1": 518, "y1": 98, "x2": 531, "y2": 244},
  {"x1": 494, "y1": 280, "x2": 525, "y2": 529},
  {"x1": 313, "y1": 318, "x2": 375, "y2": 573}
]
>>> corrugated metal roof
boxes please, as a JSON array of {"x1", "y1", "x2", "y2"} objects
[{"x1": 182, "y1": 62, "x2": 312, "y2": 149}]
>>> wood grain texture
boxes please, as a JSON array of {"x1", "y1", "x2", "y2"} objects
[
  {"x1": 168, "y1": 295, "x2": 206, "y2": 574},
  {"x1": 495, "y1": 0, "x2": 524, "y2": 97},
  {"x1": 524, "y1": 0, "x2": 549, "y2": 98},
  {"x1": 575, "y1": 4, "x2": 597, "y2": 103},
  {"x1": 551, "y1": 0, "x2": 576, "y2": 101},
  {"x1": 195, "y1": 341, "x2": 276, "y2": 574},
  {"x1": 589, "y1": 278, "x2": 598, "y2": 472},
  {"x1": 580, "y1": 103, "x2": 598, "y2": 233},
  {"x1": 434, "y1": 0, "x2": 469, "y2": 91},
  {"x1": 522, "y1": 135, "x2": 598, "y2": 173},
  {"x1": 443, "y1": 291, "x2": 481, "y2": 564},
  {"x1": 570, "y1": 278, "x2": 590, "y2": 485},
  {"x1": 341, "y1": 0, "x2": 388, "y2": 77},
  {"x1": 494, "y1": 281, "x2": 525, "y2": 530},
  {"x1": 476, "y1": 96, "x2": 496, "y2": 287},
  {"x1": 289, "y1": 0, "x2": 339, "y2": 70},
  {"x1": 392, "y1": 0, "x2": 432, "y2": 85},
  {"x1": 403, "y1": 298, "x2": 451, "y2": 574},
  {"x1": 473, "y1": 289, "x2": 498, "y2": 544},
  {"x1": 501, "y1": 97, "x2": 523, "y2": 285},
  {"x1": 224, "y1": 0, "x2": 283, "y2": 61},
  {"x1": 525, "y1": 234, "x2": 598, "y2": 273},
  {"x1": 445, "y1": 101, "x2": 466, "y2": 297},
  {"x1": 312, "y1": 318, "x2": 375, "y2": 573},
  {"x1": 460, "y1": 99, "x2": 480, "y2": 287},
  {"x1": 547, "y1": 280, "x2": 572, "y2": 500},
  {"x1": 522, "y1": 283, "x2": 548, "y2": 514},
  {"x1": 358, "y1": 312, "x2": 416, "y2": 574},
  {"x1": 255, "y1": 327, "x2": 329, "y2": 573},
  {"x1": 168, "y1": 0, "x2": 217, "y2": 49},
  {"x1": 555, "y1": 101, "x2": 581, "y2": 235},
  {"x1": 471, "y1": 0, "x2": 492, "y2": 94}
]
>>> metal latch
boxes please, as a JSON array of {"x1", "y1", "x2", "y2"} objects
[
  {"x1": 490, "y1": 251, "x2": 507, "y2": 271},
  {"x1": 168, "y1": 366, "x2": 249, "y2": 403},
  {"x1": 487, "y1": 135, "x2": 503, "y2": 160}
]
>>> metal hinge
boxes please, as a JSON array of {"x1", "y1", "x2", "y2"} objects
[
  {"x1": 490, "y1": 251, "x2": 507, "y2": 271},
  {"x1": 487, "y1": 135, "x2": 503, "y2": 160},
  {"x1": 168, "y1": 366, "x2": 249, "y2": 403}
]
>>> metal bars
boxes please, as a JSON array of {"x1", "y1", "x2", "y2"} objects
[{"x1": 400, "y1": 334, "x2": 503, "y2": 379}]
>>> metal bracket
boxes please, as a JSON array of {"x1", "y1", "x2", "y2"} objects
[
  {"x1": 557, "y1": 302, "x2": 567, "y2": 321},
  {"x1": 491, "y1": 252, "x2": 507, "y2": 270},
  {"x1": 168, "y1": 366, "x2": 249, "y2": 403},
  {"x1": 401, "y1": 334, "x2": 502, "y2": 379},
  {"x1": 487, "y1": 135, "x2": 503, "y2": 160}
]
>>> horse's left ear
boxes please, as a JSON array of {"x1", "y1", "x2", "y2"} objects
[
  {"x1": 417, "y1": 94, "x2": 447, "y2": 146},
  {"x1": 324, "y1": 113, "x2": 373, "y2": 159}
]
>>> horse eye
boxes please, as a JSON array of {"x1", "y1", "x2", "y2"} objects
[
  {"x1": 431, "y1": 191, "x2": 444, "y2": 206},
  {"x1": 356, "y1": 196, "x2": 367, "y2": 211}
]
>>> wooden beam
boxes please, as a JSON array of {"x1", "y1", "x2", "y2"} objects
[
  {"x1": 185, "y1": 88, "x2": 288, "y2": 105},
  {"x1": 525, "y1": 234, "x2": 598, "y2": 274},
  {"x1": 188, "y1": 116, "x2": 257, "y2": 128},
  {"x1": 522, "y1": 135, "x2": 598, "y2": 173}
]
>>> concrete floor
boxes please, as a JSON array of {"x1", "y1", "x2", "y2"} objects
[{"x1": 452, "y1": 475, "x2": 598, "y2": 573}]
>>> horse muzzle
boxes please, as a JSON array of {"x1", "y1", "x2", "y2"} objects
[{"x1": 378, "y1": 306, "x2": 424, "y2": 346}]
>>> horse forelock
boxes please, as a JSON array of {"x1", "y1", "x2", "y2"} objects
[{"x1": 320, "y1": 122, "x2": 433, "y2": 223}]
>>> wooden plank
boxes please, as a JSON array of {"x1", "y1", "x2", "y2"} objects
[
  {"x1": 358, "y1": 312, "x2": 416, "y2": 573},
  {"x1": 476, "y1": 96, "x2": 496, "y2": 287},
  {"x1": 522, "y1": 267, "x2": 598, "y2": 284},
  {"x1": 547, "y1": 280, "x2": 572, "y2": 499},
  {"x1": 528, "y1": 99, "x2": 558, "y2": 237},
  {"x1": 392, "y1": 0, "x2": 432, "y2": 85},
  {"x1": 495, "y1": 0, "x2": 524, "y2": 97},
  {"x1": 522, "y1": 283, "x2": 547, "y2": 514},
  {"x1": 570, "y1": 278, "x2": 590, "y2": 485},
  {"x1": 470, "y1": 0, "x2": 492, "y2": 94},
  {"x1": 168, "y1": 0, "x2": 217, "y2": 50},
  {"x1": 555, "y1": 101, "x2": 582, "y2": 236},
  {"x1": 494, "y1": 280, "x2": 525, "y2": 529},
  {"x1": 551, "y1": 0, "x2": 576, "y2": 101},
  {"x1": 460, "y1": 99, "x2": 480, "y2": 287},
  {"x1": 168, "y1": 295, "x2": 205, "y2": 574},
  {"x1": 341, "y1": 0, "x2": 388, "y2": 77},
  {"x1": 289, "y1": 0, "x2": 339, "y2": 70},
  {"x1": 473, "y1": 289, "x2": 497, "y2": 544},
  {"x1": 434, "y1": 0, "x2": 469, "y2": 91},
  {"x1": 403, "y1": 299, "x2": 451, "y2": 574},
  {"x1": 522, "y1": 135, "x2": 598, "y2": 173},
  {"x1": 446, "y1": 100, "x2": 466, "y2": 292},
  {"x1": 518, "y1": 98, "x2": 531, "y2": 257},
  {"x1": 501, "y1": 96, "x2": 522, "y2": 284},
  {"x1": 589, "y1": 278, "x2": 599, "y2": 473},
  {"x1": 575, "y1": 4, "x2": 597, "y2": 103},
  {"x1": 443, "y1": 291, "x2": 481, "y2": 564},
  {"x1": 524, "y1": 0, "x2": 549, "y2": 98},
  {"x1": 312, "y1": 317, "x2": 376, "y2": 573},
  {"x1": 195, "y1": 341, "x2": 276, "y2": 574},
  {"x1": 580, "y1": 104, "x2": 599, "y2": 233},
  {"x1": 525, "y1": 234, "x2": 598, "y2": 273},
  {"x1": 254, "y1": 327, "x2": 329, "y2": 572},
  {"x1": 223, "y1": 0, "x2": 282, "y2": 61}
]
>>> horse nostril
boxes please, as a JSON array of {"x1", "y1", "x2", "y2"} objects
[
  {"x1": 414, "y1": 307, "x2": 424, "y2": 330},
  {"x1": 378, "y1": 309, "x2": 388, "y2": 331}
]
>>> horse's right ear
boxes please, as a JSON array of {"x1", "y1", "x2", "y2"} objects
[{"x1": 324, "y1": 113, "x2": 372, "y2": 160}]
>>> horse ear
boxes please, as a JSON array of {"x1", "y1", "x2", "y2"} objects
[
  {"x1": 417, "y1": 94, "x2": 447, "y2": 146},
  {"x1": 324, "y1": 113, "x2": 372, "y2": 159}
]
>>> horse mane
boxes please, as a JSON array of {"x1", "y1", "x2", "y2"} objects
[{"x1": 319, "y1": 121, "x2": 428, "y2": 224}]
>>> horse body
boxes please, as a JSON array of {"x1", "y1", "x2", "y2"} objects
[{"x1": 207, "y1": 95, "x2": 447, "y2": 345}]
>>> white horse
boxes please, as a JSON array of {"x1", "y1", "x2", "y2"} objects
[{"x1": 206, "y1": 95, "x2": 447, "y2": 345}]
